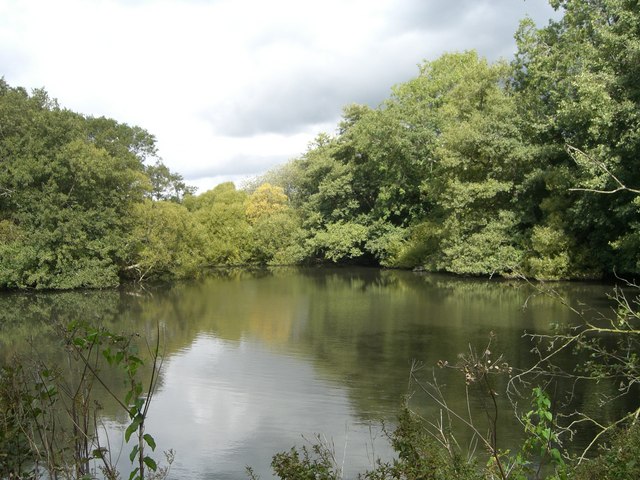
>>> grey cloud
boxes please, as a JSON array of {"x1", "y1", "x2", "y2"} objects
[
  {"x1": 204, "y1": 81, "x2": 341, "y2": 137},
  {"x1": 202, "y1": 0, "x2": 559, "y2": 138},
  {"x1": 202, "y1": 58, "x2": 417, "y2": 137},
  {"x1": 112, "y1": 0, "x2": 220, "y2": 4},
  {"x1": 387, "y1": 0, "x2": 559, "y2": 60},
  {"x1": 184, "y1": 153, "x2": 290, "y2": 180},
  {"x1": 389, "y1": 0, "x2": 556, "y2": 34},
  {"x1": 388, "y1": 0, "x2": 480, "y2": 33}
]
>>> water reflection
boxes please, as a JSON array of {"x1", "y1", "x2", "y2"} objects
[
  {"x1": 135, "y1": 333, "x2": 388, "y2": 479},
  {"x1": 0, "y1": 267, "x2": 623, "y2": 479}
]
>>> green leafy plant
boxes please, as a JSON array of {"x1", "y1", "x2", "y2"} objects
[
  {"x1": 512, "y1": 387, "x2": 566, "y2": 480},
  {"x1": 67, "y1": 320, "x2": 164, "y2": 480},
  {"x1": 0, "y1": 319, "x2": 169, "y2": 480}
]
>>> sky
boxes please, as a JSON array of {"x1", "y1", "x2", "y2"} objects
[{"x1": 0, "y1": 0, "x2": 560, "y2": 193}]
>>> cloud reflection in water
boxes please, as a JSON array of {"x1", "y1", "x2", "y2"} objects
[{"x1": 109, "y1": 333, "x2": 388, "y2": 479}]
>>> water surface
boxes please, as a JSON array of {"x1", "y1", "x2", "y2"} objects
[{"x1": 0, "y1": 267, "x2": 621, "y2": 478}]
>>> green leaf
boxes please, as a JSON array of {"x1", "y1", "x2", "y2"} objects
[
  {"x1": 87, "y1": 331, "x2": 99, "y2": 342},
  {"x1": 143, "y1": 456, "x2": 158, "y2": 471},
  {"x1": 125, "y1": 416, "x2": 142, "y2": 443},
  {"x1": 143, "y1": 433, "x2": 156, "y2": 451},
  {"x1": 550, "y1": 448, "x2": 564, "y2": 465},
  {"x1": 129, "y1": 444, "x2": 139, "y2": 463},
  {"x1": 134, "y1": 397, "x2": 145, "y2": 411},
  {"x1": 128, "y1": 467, "x2": 140, "y2": 480},
  {"x1": 129, "y1": 355, "x2": 143, "y2": 365},
  {"x1": 102, "y1": 348, "x2": 113, "y2": 365},
  {"x1": 125, "y1": 390, "x2": 134, "y2": 408},
  {"x1": 92, "y1": 448, "x2": 106, "y2": 459}
]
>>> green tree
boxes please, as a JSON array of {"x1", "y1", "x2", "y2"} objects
[
  {"x1": 259, "y1": 134, "x2": 370, "y2": 264},
  {"x1": 127, "y1": 200, "x2": 205, "y2": 280},
  {"x1": 186, "y1": 182, "x2": 253, "y2": 265},
  {"x1": 404, "y1": 52, "x2": 531, "y2": 275},
  {"x1": 144, "y1": 160, "x2": 196, "y2": 202},
  {"x1": 0, "y1": 80, "x2": 157, "y2": 288},
  {"x1": 245, "y1": 184, "x2": 303, "y2": 264},
  {"x1": 513, "y1": 0, "x2": 640, "y2": 276},
  {"x1": 245, "y1": 183, "x2": 289, "y2": 222},
  {"x1": 261, "y1": 52, "x2": 537, "y2": 273}
]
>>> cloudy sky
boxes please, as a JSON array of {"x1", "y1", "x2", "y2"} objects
[{"x1": 0, "y1": 0, "x2": 559, "y2": 193}]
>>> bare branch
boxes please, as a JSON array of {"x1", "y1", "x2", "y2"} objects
[{"x1": 566, "y1": 144, "x2": 640, "y2": 195}]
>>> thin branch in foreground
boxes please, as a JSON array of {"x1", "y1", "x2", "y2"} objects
[{"x1": 566, "y1": 144, "x2": 640, "y2": 195}]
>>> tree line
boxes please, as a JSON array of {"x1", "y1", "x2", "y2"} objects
[
  {"x1": 257, "y1": 0, "x2": 640, "y2": 280},
  {"x1": 2, "y1": 0, "x2": 639, "y2": 289},
  {"x1": 0, "y1": 82, "x2": 298, "y2": 288}
]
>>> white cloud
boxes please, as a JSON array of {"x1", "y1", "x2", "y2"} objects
[{"x1": 0, "y1": 0, "x2": 559, "y2": 193}]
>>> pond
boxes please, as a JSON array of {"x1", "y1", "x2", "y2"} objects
[{"x1": 0, "y1": 267, "x2": 624, "y2": 479}]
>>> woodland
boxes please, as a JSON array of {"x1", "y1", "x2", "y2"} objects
[{"x1": 2, "y1": 0, "x2": 640, "y2": 289}]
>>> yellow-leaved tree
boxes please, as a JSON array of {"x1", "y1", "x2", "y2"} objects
[{"x1": 246, "y1": 183, "x2": 303, "y2": 264}]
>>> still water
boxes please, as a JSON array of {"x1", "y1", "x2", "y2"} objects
[{"x1": 0, "y1": 267, "x2": 621, "y2": 479}]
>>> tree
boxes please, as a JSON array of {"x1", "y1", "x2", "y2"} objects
[
  {"x1": 257, "y1": 133, "x2": 371, "y2": 264},
  {"x1": 513, "y1": 0, "x2": 640, "y2": 276},
  {"x1": 144, "y1": 160, "x2": 196, "y2": 202},
  {"x1": 127, "y1": 200, "x2": 205, "y2": 280},
  {"x1": 383, "y1": 52, "x2": 534, "y2": 275},
  {"x1": 245, "y1": 183, "x2": 289, "y2": 223},
  {"x1": 0, "y1": 82, "x2": 150, "y2": 288},
  {"x1": 245, "y1": 184, "x2": 303, "y2": 264},
  {"x1": 186, "y1": 182, "x2": 253, "y2": 266}
]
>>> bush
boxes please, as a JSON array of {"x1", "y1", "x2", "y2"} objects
[
  {"x1": 572, "y1": 422, "x2": 640, "y2": 480},
  {"x1": 361, "y1": 406, "x2": 482, "y2": 480}
]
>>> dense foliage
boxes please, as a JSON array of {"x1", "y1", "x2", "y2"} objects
[
  {"x1": 2, "y1": 0, "x2": 639, "y2": 289},
  {"x1": 257, "y1": 0, "x2": 640, "y2": 280},
  {"x1": 0, "y1": 81, "x2": 196, "y2": 288},
  {"x1": 0, "y1": 83, "x2": 298, "y2": 288}
]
